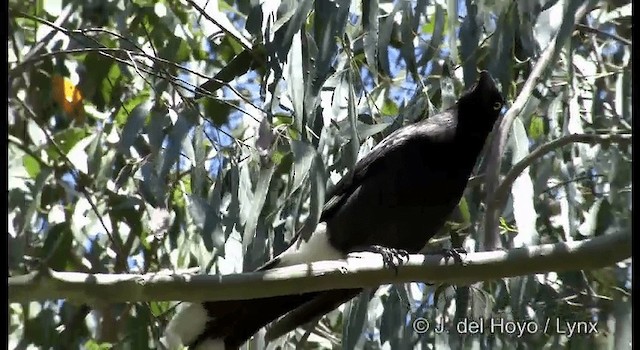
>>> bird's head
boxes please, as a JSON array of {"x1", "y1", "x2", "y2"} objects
[{"x1": 457, "y1": 71, "x2": 505, "y2": 131}]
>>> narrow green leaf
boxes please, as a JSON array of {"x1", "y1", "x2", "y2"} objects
[
  {"x1": 192, "y1": 124, "x2": 206, "y2": 196},
  {"x1": 337, "y1": 121, "x2": 390, "y2": 142},
  {"x1": 51, "y1": 128, "x2": 87, "y2": 155},
  {"x1": 160, "y1": 110, "x2": 194, "y2": 179},
  {"x1": 446, "y1": 0, "x2": 459, "y2": 63},
  {"x1": 115, "y1": 93, "x2": 151, "y2": 126},
  {"x1": 242, "y1": 166, "x2": 274, "y2": 251},
  {"x1": 147, "y1": 108, "x2": 168, "y2": 153},
  {"x1": 23, "y1": 154, "x2": 41, "y2": 179},
  {"x1": 528, "y1": 114, "x2": 545, "y2": 139},
  {"x1": 381, "y1": 98, "x2": 399, "y2": 116},
  {"x1": 118, "y1": 101, "x2": 151, "y2": 154},
  {"x1": 197, "y1": 50, "x2": 257, "y2": 99},
  {"x1": 290, "y1": 140, "x2": 315, "y2": 194},
  {"x1": 346, "y1": 72, "x2": 359, "y2": 170},
  {"x1": 19, "y1": 167, "x2": 52, "y2": 237},
  {"x1": 42, "y1": 223, "x2": 73, "y2": 271},
  {"x1": 298, "y1": 152, "x2": 326, "y2": 241},
  {"x1": 204, "y1": 178, "x2": 225, "y2": 251},
  {"x1": 202, "y1": 98, "x2": 232, "y2": 126},
  {"x1": 458, "y1": 196, "x2": 471, "y2": 226},
  {"x1": 552, "y1": 0, "x2": 598, "y2": 67},
  {"x1": 489, "y1": 8, "x2": 516, "y2": 92},
  {"x1": 459, "y1": 0, "x2": 480, "y2": 87},
  {"x1": 286, "y1": 29, "x2": 305, "y2": 131},
  {"x1": 343, "y1": 292, "x2": 370, "y2": 350},
  {"x1": 149, "y1": 301, "x2": 171, "y2": 318},
  {"x1": 313, "y1": 0, "x2": 349, "y2": 91},
  {"x1": 84, "y1": 339, "x2": 113, "y2": 350},
  {"x1": 378, "y1": 1, "x2": 402, "y2": 76},
  {"x1": 418, "y1": 4, "x2": 445, "y2": 67},
  {"x1": 159, "y1": 36, "x2": 190, "y2": 62},
  {"x1": 380, "y1": 291, "x2": 402, "y2": 345},
  {"x1": 400, "y1": 1, "x2": 418, "y2": 80},
  {"x1": 362, "y1": 0, "x2": 379, "y2": 80},
  {"x1": 222, "y1": 162, "x2": 240, "y2": 242},
  {"x1": 125, "y1": 304, "x2": 150, "y2": 350}
]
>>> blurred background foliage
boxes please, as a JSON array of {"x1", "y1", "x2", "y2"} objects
[{"x1": 8, "y1": 0, "x2": 631, "y2": 349}]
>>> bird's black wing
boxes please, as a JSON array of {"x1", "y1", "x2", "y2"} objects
[{"x1": 320, "y1": 111, "x2": 453, "y2": 223}]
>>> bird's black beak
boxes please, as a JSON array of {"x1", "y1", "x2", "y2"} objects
[{"x1": 475, "y1": 70, "x2": 497, "y2": 91}]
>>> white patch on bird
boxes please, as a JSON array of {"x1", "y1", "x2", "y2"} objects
[
  {"x1": 194, "y1": 338, "x2": 225, "y2": 350},
  {"x1": 276, "y1": 223, "x2": 345, "y2": 267},
  {"x1": 164, "y1": 302, "x2": 209, "y2": 349}
]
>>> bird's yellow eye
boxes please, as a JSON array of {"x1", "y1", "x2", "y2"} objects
[{"x1": 493, "y1": 102, "x2": 502, "y2": 110}]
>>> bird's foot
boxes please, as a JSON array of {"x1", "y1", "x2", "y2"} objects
[
  {"x1": 442, "y1": 247, "x2": 468, "y2": 266},
  {"x1": 352, "y1": 245, "x2": 410, "y2": 275}
]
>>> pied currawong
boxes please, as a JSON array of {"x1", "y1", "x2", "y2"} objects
[{"x1": 164, "y1": 71, "x2": 505, "y2": 350}]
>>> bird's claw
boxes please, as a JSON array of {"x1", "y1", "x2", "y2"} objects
[
  {"x1": 367, "y1": 245, "x2": 410, "y2": 275},
  {"x1": 442, "y1": 247, "x2": 468, "y2": 265}
]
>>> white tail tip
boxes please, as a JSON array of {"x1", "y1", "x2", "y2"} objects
[{"x1": 164, "y1": 302, "x2": 224, "y2": 350}]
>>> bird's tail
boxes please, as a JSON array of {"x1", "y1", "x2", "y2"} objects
[
  {"x1": 164, "y1": 223, "x2": 355, "y2": 349},
  {"x1": 165, "y1": 289, "x2": 361, "y2": 349}
]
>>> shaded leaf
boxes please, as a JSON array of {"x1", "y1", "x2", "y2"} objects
[
  {"x1": 343, "y1": 292, "x2": 370, "y2": 350},
  {"x1": 160, "y1": 109, "x2": 195, "y2": 179},
  {"x1": 362, "y1": 0, "x2": 379, "y2": 80},
  {"x1": 147, "y1": 107, "x2": 169, "y2": 153},
  {"x1": 202, "y1": 98, "x2": 232, "y2": 126},
  {"x1": 378, "y1": 1, "x2": 402, "y2": 76},
  {"x1": 42, "y1": 223, "x2": 73, "y2": 271},
  {"x1": 242, "y1": 166, "x2": 274, "y2": 251},
  {"x1": 298, "y1": 151, "x2": 326, "y2": 241},
  {"x1": 446, "y1": 0, "x2": 459, "y2": 63},
  {"x1": 197, "y1": 49, "x2": 260, "y2": 99},
  {"x1": 313, "y1": 0, "x2": 350, "y2": 92},
  {"x1": 380, "y1": 290, "x2": 402, "y2": 345},
  {"x1": 115, "y1": 93, "x2": 151, "y2": 126},
  {"x1": 459, "y1": 0, "x2": 480, "y2": 86},
  {"x1": 290, "y1": 140, "x2": 315, "y2": 194},
  {"x1": 400, "y1": 1, "x2": 418, "y2": 80},
  {"x1": 418, "y1": 4, "x2": 445, "y2": 67},
  {"x1": 19, "y1": 167, "x2": 52, "y2": 237},
  {"x1": 346, "y1": 71, "x2": 360, "y2": 170},
  {"x1": 118, "y1": 101, "x2": 151, "y2": 154},
  {"x1": 159, "y1": 35, "x2": 190, "y2": 62},
  {"x1": 489, "y1": 7, "x2": 516, "y2": 91}
]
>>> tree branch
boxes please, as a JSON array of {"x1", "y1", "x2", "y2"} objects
[
  {"x1": 483, "y1": 2, "x2": 595, "y2": 250},
  {"x1": 9, "y1": 231, "x2": 630, "y2": 304},
  {"x1": 490, "y1": 133, "x2": 631, "y2": 217},
  {"x1": 576, "y1": 23, "x2": 632, "y2": 46}
]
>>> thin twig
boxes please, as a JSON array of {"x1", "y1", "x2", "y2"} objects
[
  {"x1": 9, "y1": 11, "x2": 267, "y2": 120},
  {"x1": 490, "y1": 133, "x2": 631, "y2": 215},
  {"x1": 576, "y1": 23, "x2": 631, "y2": 46},
  {"x1": 183, "y1": 0, "x2": 257, "y2": 59},
  {"x1": 482, "y1": 2, "x2": 596, "y2": 250},
  {"x1": 16, "y1": 100, "x2": 128, "y2": 268}
]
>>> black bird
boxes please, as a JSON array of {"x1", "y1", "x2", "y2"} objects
[{"x1": 164, "y1": 71, "x2": 505, "y2": 350}]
